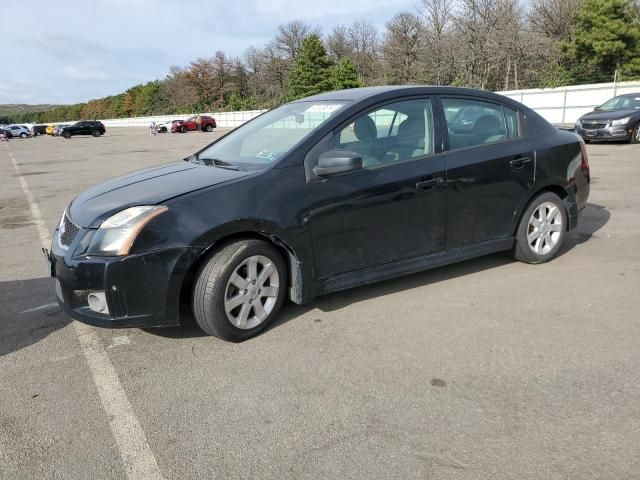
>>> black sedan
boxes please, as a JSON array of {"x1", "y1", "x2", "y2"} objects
[
  {"x1": 48, "y1": 86, "x2": 590, "y2": 341},
  {"x1": 61, "y1": 120, "x2": 106, "y2": 139},
  {"x1": 574, "y1": 93, "x2": 640, "y2": 143}
]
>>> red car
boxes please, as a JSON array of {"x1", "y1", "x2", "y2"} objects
[{"x1": 172, "y1": 115, "x2": 217, "y2": 133}]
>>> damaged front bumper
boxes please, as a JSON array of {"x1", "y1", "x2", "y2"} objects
[{"x1": 49, "y1": 227, "x2": 193, "y2": 329}]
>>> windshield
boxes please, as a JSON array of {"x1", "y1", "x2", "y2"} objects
[
  {"x1": 196, "y1": 101, "x2": 350, "y2": 169},
  {"x1": 599, "y1": 95, "x2": 640, "y2": 111}
]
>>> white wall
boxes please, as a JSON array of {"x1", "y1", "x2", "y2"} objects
[{"x1": 498, "y1": 81, "x2": 640, "y2": 124}]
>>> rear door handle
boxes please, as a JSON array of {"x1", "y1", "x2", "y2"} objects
[
  {"x1": 416, "y1": 177, "x2": 444, "y2": 191},
  {"x1": 509, "y1": 157, "x2": 531, "y2": 168}
]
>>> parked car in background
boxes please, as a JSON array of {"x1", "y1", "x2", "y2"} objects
[
  {"x1": 32, "y1": 125, "x2": 48, "y2": 136},
  {"x1": 575, "y1": 93, "x2": 640, "y2": 143},
  {"x1": 46, "y1": 124, "x2": 56, "y2": 135},
  {"x1": 156, "y1": 119, "x2": 182, "y2": 133},
  {"x1": 4, "y1": 125, "x2": 32, "y2": 138},
  {"x1": 60, "y1": 121, "x2": 106, "y2": 138},
  {"x1": 49, "y1": 86, "x2": 590, "y2": 342},
  {"x1": 54, "y1": 124, "x2": 72, "y2": 136},
  {"x1": 172, "y1": 115, "x2": 217, "y2": 133}
]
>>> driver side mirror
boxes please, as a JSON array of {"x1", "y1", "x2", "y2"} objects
[{"x1": 313, "y1": 150, "x2": 363, "y2": 177}]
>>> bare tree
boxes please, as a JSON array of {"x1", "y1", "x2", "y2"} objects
[
  {"x1": 529, "y1": 0, "x2": 583, "y2": 40},
  {"x1": 383, "y1": 12, "x2": 424, "y2": 84},
  {"x1": 326, "y1": 25, "x2": 354, "y2": 61},
  {"x1": 275, "y1": 20, "x2": 318, "y2": 60},
  {"x1": 421, "y1": 0, "x2": 456, "y2": 85},
  {"x1": 347, "y1": 19, "x2": 382, "y2": 84}
]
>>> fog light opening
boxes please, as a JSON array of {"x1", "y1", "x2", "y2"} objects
[{"x1": 87, "y1": 292, "x2": 109, "y2": 314}]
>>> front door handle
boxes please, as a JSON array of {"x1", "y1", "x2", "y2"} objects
[
  {"x1": 416, "y1": 177, "x2": 444, "y2": 191},
  {"x1": 509, "y1": 157, "x2": 531, "y2": 168}
]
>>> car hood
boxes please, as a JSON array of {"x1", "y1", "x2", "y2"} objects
[
  {"x1": 69, "y1": 162, "x2": 251, "y2": 228},
  {"x1": 580, "y1": 109, "x2": 638, "y2": 121}
]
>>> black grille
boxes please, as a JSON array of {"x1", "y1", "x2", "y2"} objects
[
  {"x1": 581, "y1": 121, "x2": 607, "y2": 130},
  {"x1": 60, "y1": 214, "x2": 79, "y2": 247}
]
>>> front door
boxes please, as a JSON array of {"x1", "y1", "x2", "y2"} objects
[
  {"x1": 306, "y1": 97, "x2": 447, "y2": 280},
  {"x1": 440, "y1": 96, "x2": 535, "y2": 247}
]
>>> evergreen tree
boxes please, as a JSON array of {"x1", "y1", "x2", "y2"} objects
[
  {"x1": 330, "y1": 59, "x2": 363, "y2": 90},
  {"x1": 562, "y1": 0, "x2": 640, "y2": 81},
  {"x1": 284, "y1": 34, "x2": 334, "y2": 101}
]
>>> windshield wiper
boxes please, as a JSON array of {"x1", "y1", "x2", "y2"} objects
[{"x1": 196, "y1": 157, "x2": 241, "y2": 170}]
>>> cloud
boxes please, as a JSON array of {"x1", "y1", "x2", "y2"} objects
[
  {"x1": 0, "y1": 0, "x2": 415, "y2": 104},
  {"x1": 62, "y1": 65, "x2": 109, "y2": 82}
]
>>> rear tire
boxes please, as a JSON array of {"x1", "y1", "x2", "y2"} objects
[
  {"x1": 20, "y1": 132, "x2": 27, "y2": 138},
  {"x1": 192, "y1": 239, "x2": 287, "y2": 341},
  {"x1": 512, "y1": 192, "x2": 567, "y2": 264},
  {"x1": 630, "y1": 123, "x2": 640, "y2": 144},
  {"x1": 92, "y1": 130, "x2": 101, "y2": 137}
]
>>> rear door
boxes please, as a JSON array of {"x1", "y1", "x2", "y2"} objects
[
  {"x1": 439, "y1": 96, "x2": 534, "y2": 248},
  {"x1": 306, "y1": 97, "x2": 447, "y2": 280}
]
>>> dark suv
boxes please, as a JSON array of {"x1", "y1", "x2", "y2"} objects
[
  {"x1": 61, "y1": 121, "x2": 106, "y2": 139},
  {"x1": 575, "y1": 93, "x2": 640, "y2": 143}
]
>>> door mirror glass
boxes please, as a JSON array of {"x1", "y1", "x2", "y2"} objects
[{"x1": 313, "y1": 150, "x2": 362, "y2": 176}]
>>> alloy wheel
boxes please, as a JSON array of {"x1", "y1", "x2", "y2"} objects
[
  {"x1": 224, "y1": 255, "x2": 280, "y2": 329},
  {"x1": 527, "y1": 202, "x2": 563, "y2": 255}
]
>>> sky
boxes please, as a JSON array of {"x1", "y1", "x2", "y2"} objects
[{"x1": 0, "y1": 0, "x2": 416, "y2": 105}]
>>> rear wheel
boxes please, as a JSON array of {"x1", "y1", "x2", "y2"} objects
[
  {"x1": 92, "y1": 130, "x2": 101, "y2": 137},
  {"x1": 192, "y1": 239, "x2": 287, "y2": 341},
  {"x1": 631, "y1": 123, "x2": 640, "y2": 144},
  {"x1": 512, "y1": 192, "x2": 567, "y2": 264}
]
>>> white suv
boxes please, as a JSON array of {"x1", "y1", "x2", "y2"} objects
[{"x1": 5, "y1": 125, "x2": 32, "y2": 138}]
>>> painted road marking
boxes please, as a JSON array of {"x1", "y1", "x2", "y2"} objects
[
  {"x1": 19, "y1": 302, "x2": 59, "y2": 314},
  {"x1": 4, "y1": 143, "x2": 164, "y2": 480}
]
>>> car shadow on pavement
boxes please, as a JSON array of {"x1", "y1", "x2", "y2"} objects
[
  {"x1": 0, "y1": 277, "x2": 68, "y2": 357},
  {"x1": 149, "y1": 202, "x2": 611, "y2": 340},
  {"x1": 559, "y1": 202, "x2": 610, "y2": 255}
]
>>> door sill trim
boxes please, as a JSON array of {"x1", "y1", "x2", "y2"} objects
[{"x1": 318, "y1": 238, "x2": 514, "y2": 296}]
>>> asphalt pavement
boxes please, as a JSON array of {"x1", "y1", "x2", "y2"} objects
[{"x1": 1, "y1": 129, "x2": 639, "y2": 480}]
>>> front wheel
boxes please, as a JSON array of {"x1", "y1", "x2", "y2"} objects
[
  {"x1": 20, "y1": 132, "x2": 27, "y2": 138},
  {"x1": 192, "y1": 239, "x2": 287, "y2": 341},
  {"x1": 92, "y1": 130, "x2": 101, "y2": 137},
  {"x1": 180, "y1": 126, "x2": 187, "y2": 133},
  {"x1": 205, "y1": 124, "x2": 213, "y2": 132},
  {"x1": 630, "y1": 123, "x2": 640, "y2": 144},
  {"x1": 63, "y1": 131, "x2": 71, "y2": 139},
  {"x1": 512, "y1": 192, "x2": 567, "y2": 264}
]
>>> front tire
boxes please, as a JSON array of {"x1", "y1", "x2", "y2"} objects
[
  {"x1": 180, "y1": 126, "x2": 187, "y2": 133},
  {"x1": 20, "y1": 132, "x2": 27, "y2": 138},
  {"x1": 205, "y1": 124, "x2": 213, "y2": 132},
  {"x1": 92, "y1": 130, "x2": 101, "y2": 137},
  {"x1": 192, "y1": 239, "x2": 287, "y2": 341},
  {"x1": 63, "y1": 131, "x2": 71, "y2": 139},
  {"x1": 631, "y1": 123, "x2": 640, "y2": 144},
  {"x1": 512, "y1": 192, "x2": 567, "y2": 264}
]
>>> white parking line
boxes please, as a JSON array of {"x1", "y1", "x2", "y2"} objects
[{"x1": 3, "y1": 143, "x2": 164, "y2": 480}]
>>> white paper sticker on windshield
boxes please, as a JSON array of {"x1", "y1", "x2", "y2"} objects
[{"x1": 305, "y1": 104, "x2": 343, "y2": 113}]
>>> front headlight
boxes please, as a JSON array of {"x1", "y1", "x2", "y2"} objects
[
  {"x1": 610, "y1": 117, "x2": 631, "y2": 126},
  {"x1": 87, "y1": 205, "x2": 168, "y2": 256}
]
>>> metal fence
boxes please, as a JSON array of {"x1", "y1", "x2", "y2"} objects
[{"x1": 498, "y1": 81, "x2": 640, "y2": 125}]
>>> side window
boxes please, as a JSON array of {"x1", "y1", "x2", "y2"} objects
[
  {"x1": 503, "y1": 106, "x2": 520, "y2": 139},
  {"x1": 333, "y1": 99, "x2": 434, "y2": 168},
  {"x1": 442, "y1": 98, "x2": 508, "y2": 150}
]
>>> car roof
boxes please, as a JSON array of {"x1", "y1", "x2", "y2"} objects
[{"x1": 293, "y1": 85, "x2": 517, "y2": 104}]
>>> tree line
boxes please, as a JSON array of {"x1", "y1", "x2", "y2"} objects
[{"x1": 9, "y1": 0, "x2": 640, "y2": 124}]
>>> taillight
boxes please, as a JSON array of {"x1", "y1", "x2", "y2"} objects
[{"x1": 579, "y1": 139, "x2": 589, "y2": 170}]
